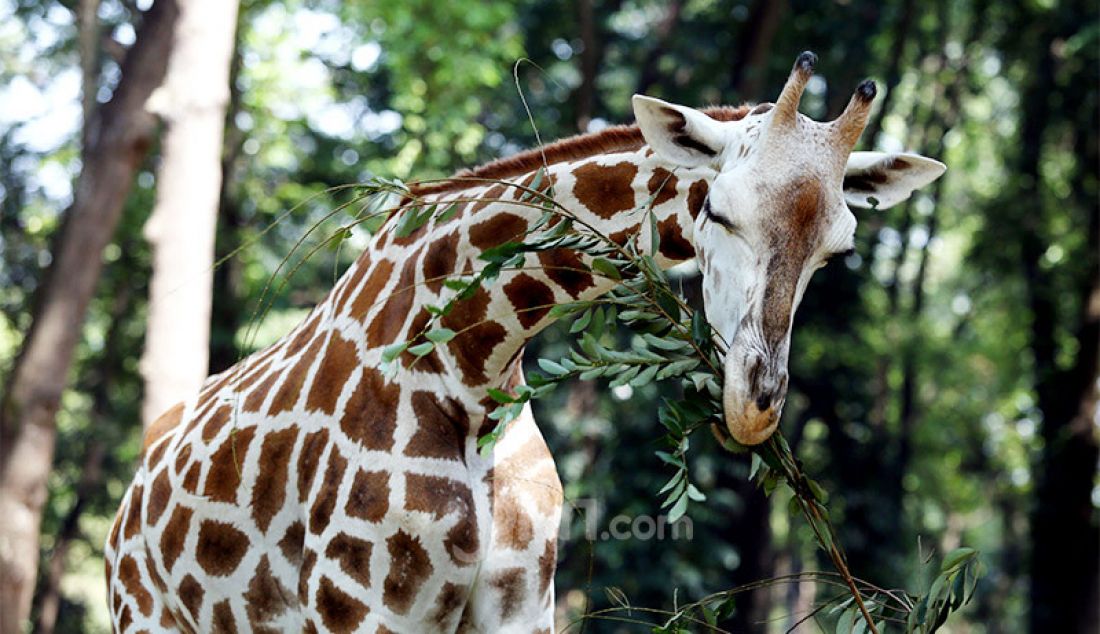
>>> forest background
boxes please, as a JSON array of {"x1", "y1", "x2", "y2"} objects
[{"x1": 0, "y1": 0, "x2": 1096, "y2": 631}]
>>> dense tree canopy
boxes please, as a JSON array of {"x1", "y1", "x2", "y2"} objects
[{"x1": 0, "y1": 0, "x2": 1095, "y2": 631}]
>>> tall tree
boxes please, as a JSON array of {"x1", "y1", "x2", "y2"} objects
[
  {"x1": 0, "y1": 1, "x2": 180, "y2": 627},
  {"x1": 139, "y1": 0, "x2": 240, "y2": 427}
]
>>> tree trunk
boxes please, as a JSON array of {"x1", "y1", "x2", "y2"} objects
[
  {"x1": 0, "y1": 2, "x2": 180, "y2": 628},
  {"x1": 728, "y1": 0, "x2": 787, "y2": 100},
  {"x1": 139, "y1": 0, "x2": 239, "y2": 427},
  {"x1": 1012, "y1": 4, "x2": 1099, "y2": 630}
]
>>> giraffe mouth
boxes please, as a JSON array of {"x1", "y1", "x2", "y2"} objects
[
  {"x1": 723, "y1": 401, "x2": 781, "y2": 446},
  {"x1": 721, "y1": 349, "x2": 788, "y2": 446}
]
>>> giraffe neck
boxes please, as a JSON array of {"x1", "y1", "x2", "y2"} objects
[{"x1": 323, "y1": 147, "x2": 712, "y2": 409}]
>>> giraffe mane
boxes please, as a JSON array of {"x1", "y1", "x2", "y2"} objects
[{"x1": 409, "y1": 105, "x2": 753, "y2": 196}]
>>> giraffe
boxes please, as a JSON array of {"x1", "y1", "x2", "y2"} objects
[{"x1": 105, "y1": 52, "x2": 945, "y2": 633}]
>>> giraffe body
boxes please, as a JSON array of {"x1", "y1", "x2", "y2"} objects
[
  {"x1": 106, "y1": 145, "x2": 717, "y2": 632},
  {"x1": 107, "y1": 54, "x2": 946, "y2": 633}
]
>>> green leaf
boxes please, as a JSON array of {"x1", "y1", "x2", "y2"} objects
[
  {"x1": 487, "y1": 388, "x2": 515, "y2": 404},
  {"x1": 686, "y1": 484, "x2": 706, "y2": 501},
  {"x1": 940, "y1": 547, "x2": 976, "y2": 573},
  {"x1": 569, "y1": 310, "x2": 592, "y2": 334},
  {"x1": 630, "y1": 364, "x2": 660, "y2": 386},
  {"x1": 436, "y1": 203, "x2": 459, "y2": 223},
  {"x1": 835, "y1": 607, "x2": 855, "y2": 634},
  {"x1": 691, "y1": 310, "x2": 711, "y2": 348},
  {"x1": 425, "y1": 328, "x2": 456, "y2": 343},
  {"x1": 749, "y1": 453, "x2": 764, "y2": 481},
  {"x1": 538, "y1": 358, "x2": 568, "y2": 375},
  {"x1": 407, "y1": 342, "x2": 435, "y2": 356},
  {"x1": 667, "y1": 492, "x2": 689, "y2": 523},
  {"x1": 381, "y1": 342, "x2": 408, "y2": 362},
  {"x1": 658, "y1": 470, "x2": 686, "y2": 494},
  {"x1": 807, "y1": 479, "x2": 830, "y2": 504},
  {"x1": 591, "y1": 257, "x2": 621, "y2": 280},
  {"x1": 655, "y1": 451, "x2": 686, "y2": 469}
]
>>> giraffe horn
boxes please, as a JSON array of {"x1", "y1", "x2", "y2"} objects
[
  {"x1": 770, "y1": 51, "x2": 817, "y2": 130},
  {"x1": 831, "y1": 79, "x2": 878, "y2": 150}
]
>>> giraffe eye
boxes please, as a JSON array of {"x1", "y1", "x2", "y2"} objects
[
  {"x1": 824, "y1": 247, "x2": 856, "y2": 265},
  {"x1": 702, "y1": 198, "x2": 737, "y2": 232}
]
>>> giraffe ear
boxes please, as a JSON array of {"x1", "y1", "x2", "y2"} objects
[
  {"x1": 633, "y1": 95, "x2": 726, "y2": 168},
  {"x1": 843, "y1": 152, "x2": 946, "y2": 209}
]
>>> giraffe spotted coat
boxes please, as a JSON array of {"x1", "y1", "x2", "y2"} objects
[{"x1": 104, "y1": 121, "x2": 724, "y2": 633}]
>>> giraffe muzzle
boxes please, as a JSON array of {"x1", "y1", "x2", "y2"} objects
[{"x1": 722, "y1": 350, "x2": 789, "y2": 446}]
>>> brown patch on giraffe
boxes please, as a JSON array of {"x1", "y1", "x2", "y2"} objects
[
  {"x1": 284, "y1": 311, "x2": 321, "y2": 357},
  {"x1": 383, "y1": 529, "x2": 434, "y2": 614},
  {"x1": 202, "y1": 403, "x2": 232, "y2": 441},
  {"x1": 493, "y1": 494, "x2": 535, "y2": 551},
  {"x1": 297, "y1": 428, "x2": 330, "y2": 502},
  {"x1": 212, "y1": 600, "x2": 238, "y2": 633},
  {"x1": 303, "y1": 620, "x2": 319, "y2": 634},
  {"x1": 305, "y1": 333, "x2": 358, "y2": 415},
  {"x1": 146, "y1": 555, "x2": 168, "y2": 593},
  {"x1": 441, "y1": 285, "x2": 508, "y2": 385},
  {"x1": 182, "y1": 462, "x2": 200, "y2": 493},
  {"x1": 657, "y1": 215, "x2": 695, "y2": 260},
  {"x1": 173, "y1": 442, "x2": 191, "y2": 475},
  {"x1": 404, "y1": 391, "x2": 469, "y2": 462},
  {"x1": 118, "y1": 555, "x2": 154, "y2": 616},
  {"x1": 647, "y1": 167, "x2": 679, "y2": 207},
  {"x1": 538, "y1": 248, "x2": 595, "y2": 298},
  {"x1": 196, "y1": 519, "x2": 249, "y2": 576},
  {"x1": 422, "y1": 230, "x2": 460, "y2": 293},
  {"x1": 430, "y1": 581, "x2": 467, "y2": 630},
  {"x1": 278, "y1": 520, "x2": 305, "y2": 566},
  {"x1": 469, "y1": 211, "x2": 528, "y2": 250},
  {"x1": 324, "y1": 532, "x2": 373, "y2": 587},
  {"x1": 347, "y1": 258, "x2": 394, "y2": 322},
  {"x1": 309, "y1": 445, "x2": 348, "y2": 535},
  {"x1": 687, "y1": 180, "x2": 709, "y2": 219},
  {"x1": 377, "y1": 626, "x2": 397, "y2": 634},
  {"x1": 404, "y1": 473, "x2": 479, "y2": 565},
  {"x1": 539, "y1": 538, "x2": 557, "y2": 599},
  {"x1": 332, "y1": 253, "x2": 371, "y2": 313},
  {"x1": 572, "y1": 161, "x2": 639, "y2": 219},
  {"x1": 762, "y1": 180, "x2": 823, "y2": 347},
  {"x1": 229, "y1": 354, "x2": 274, "y2": 399},
  {"x1": 316, "y1": 575, "x2": 369, "y2": 633},
  {"x1": 608, "y1": 226, "x2": 638, "y2": 247},
  {"x1": 503, "y1": 273, "x2": 556, "y2": 329},
  {"x1": 245, "y1": 555, "x2": 295, "y2": 628},
  {"x1": 365, "y1": 253, "x2": 419, "y2": 348},
  {"x1": 250, "y1": 424, "x2": 298, "y2": 533},
  {"x1": 346, "y1": 468, "x2": 390, "y2": 523},
  {"x1": 490, "y1": 433, "x2": 563, "y2": 516},
  {"x1": 123, "y1": 483, "x2": 144, "y2": 537},
  {"x1": 146, "y1": 470, "x2": 171, "y2": 526},
  {"x1": 118, "y1": 604, "x2": 132, "y2": 632},
  {"x1": 269, "y1": 336, "x2": 324, "y2": 415},
  {"x1": 142, "y1": 402, "x2": 184, "y2": 456},
  {"x1": 298, "y1": 549, "x2": 318, "y2": 606},
  {"x1": 400, "y1": 308, "x2": 445, "y2": 373},
  {"x1": 179, "y1": 574, "x2": 204, "y2": 624},
  {"x1": 490, "y1": 567, "x2": 527, "y2": 621},
  {"x1": 159, "y1": 606, "x2": 175, "y2": 628},
  {"x1": 203, "y1": 425, "x2": 256, "y2": 503},
  {"x1": 339, "y1": 366, "x2": 400, "y2": 450},
  {"x1": 410, "y1": 105, "x2": 750, "y2": 198},
  {"x1": 160, "y1": 505, "x2": 193, "y2": 572},
  {"x1": 469, "y1": 183, "x2": 508, "y2": 214}
]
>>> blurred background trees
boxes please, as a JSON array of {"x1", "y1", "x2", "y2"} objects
[{"x1": 0, "y1": 0, "x2": 1095, "y2": 631}]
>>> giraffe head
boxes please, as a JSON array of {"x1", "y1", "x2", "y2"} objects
[{"x1": 633, "y1": 52, "x2": 945, "y2": 445}]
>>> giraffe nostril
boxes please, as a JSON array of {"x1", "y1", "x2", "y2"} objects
[{"x1": 755, "y1": 393, "x2": 772, "y2": 411}]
